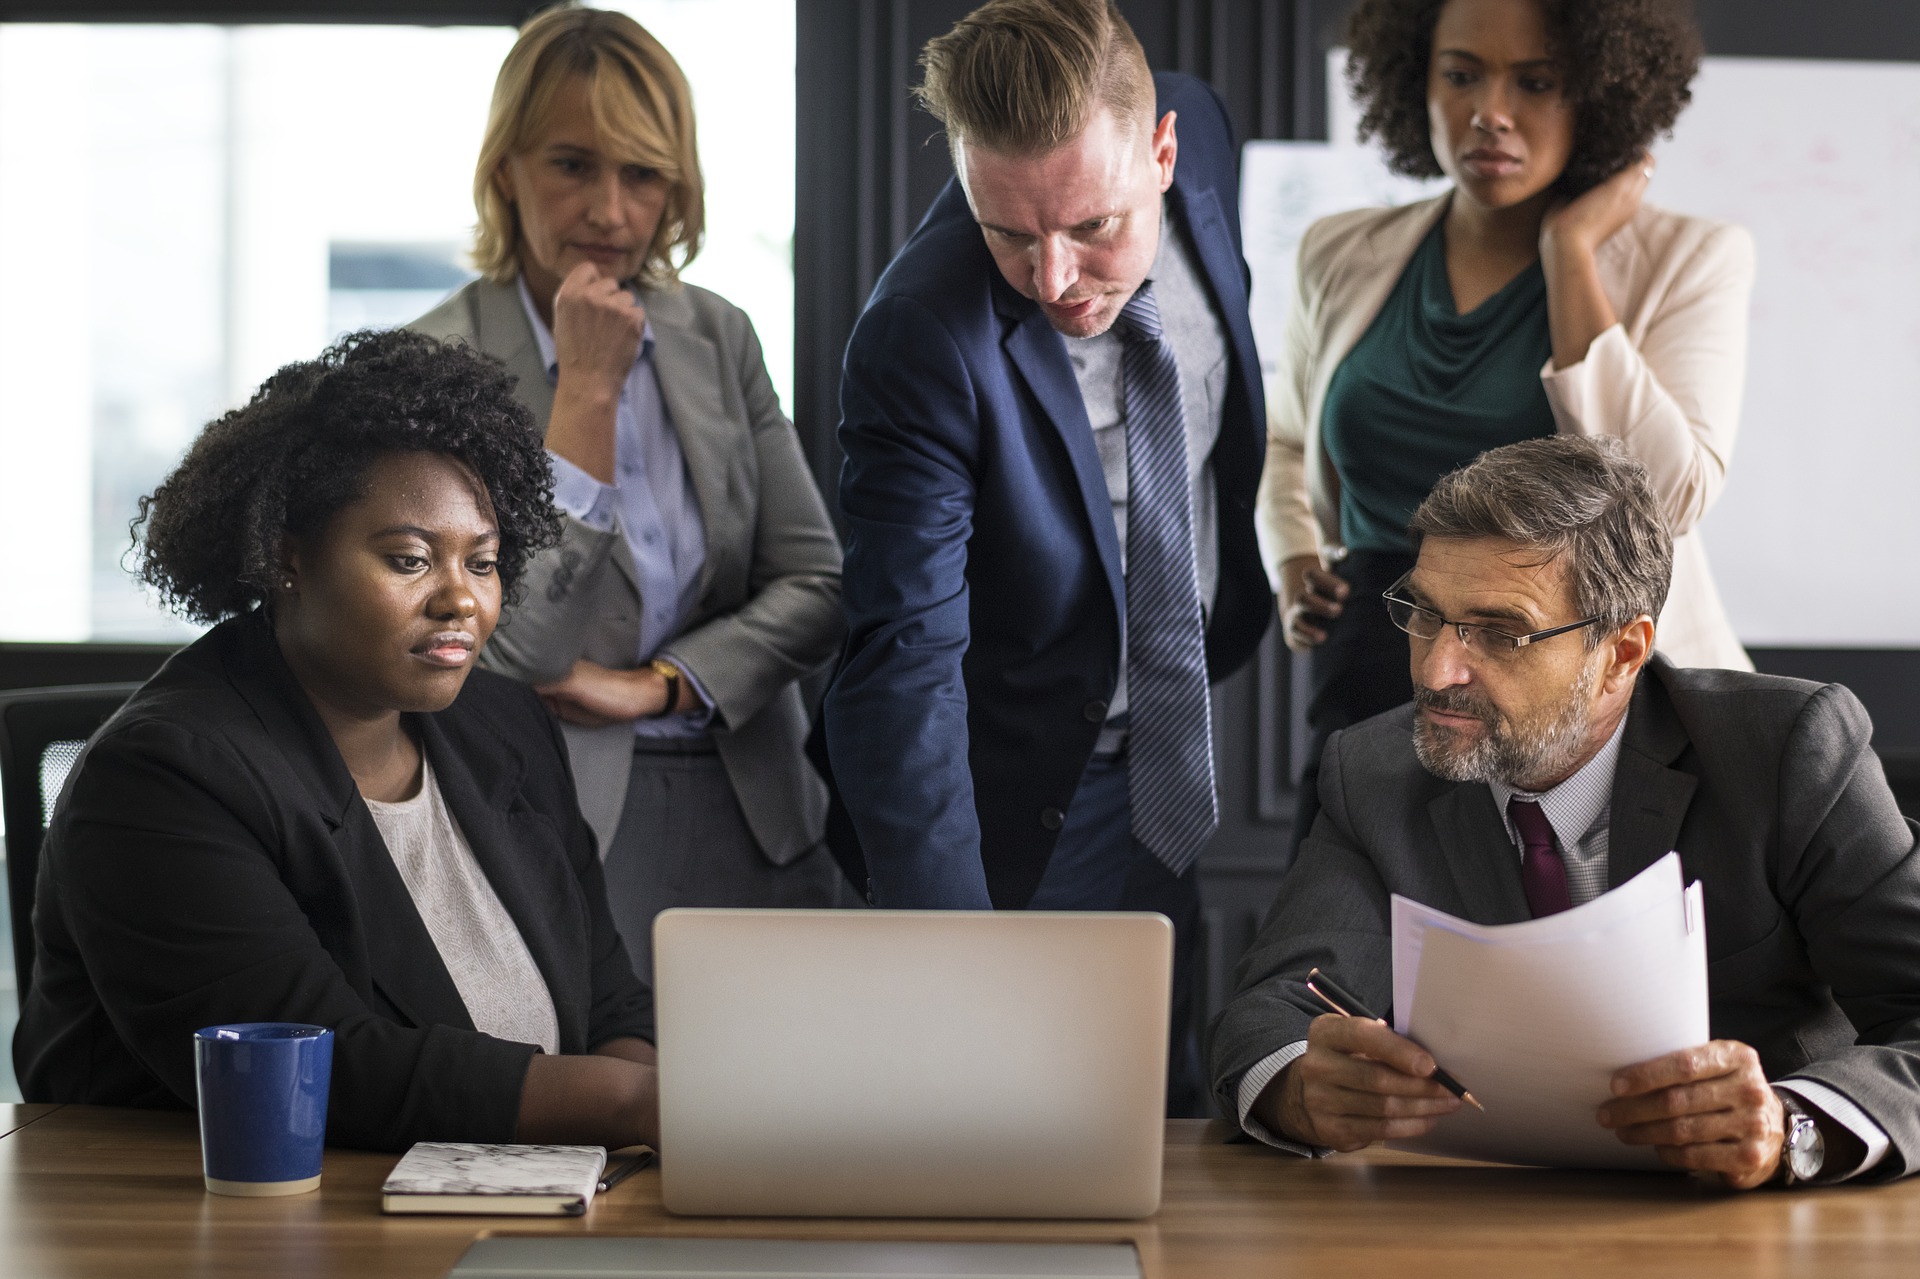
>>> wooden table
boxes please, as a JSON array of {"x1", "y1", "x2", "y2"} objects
[{"x1": 4, "y1": 1105, "x2": 1920, "y2": 1278}]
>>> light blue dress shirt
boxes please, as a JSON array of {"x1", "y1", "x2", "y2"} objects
[{"x1": 517, "y1": 277, "x2": 712, "y2": 737}]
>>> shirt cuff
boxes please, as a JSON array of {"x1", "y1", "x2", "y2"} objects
[
  {"x1": 657, "y1": 650, "x2": 718, "y2": 729},
  {"x1": 1234, "y1": 1041, "x2": 1330, "y2": 1158},
  {"x1": 546, "y1": 450, "x2": 617, "y2": 531},
  {"x1": 1775, "y1": 1079, "x2": 1892, "y2": 1182}
]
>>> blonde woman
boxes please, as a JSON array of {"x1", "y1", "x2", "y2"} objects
[{"x1": 413, "y1": 6, "x2": 847, "y2": 978}]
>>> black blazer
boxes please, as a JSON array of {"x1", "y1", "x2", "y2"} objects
[
  {"x1": 1209, "y1": 656, "x2": 1920, "y2": 1177},
  {"x1": 14, "y1": 611, "x2": 654, "y2": 1152}
]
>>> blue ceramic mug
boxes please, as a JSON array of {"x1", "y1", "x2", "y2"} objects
[{"x1": 193, "y1": 1023, "x2": 333, "y2": 1196}]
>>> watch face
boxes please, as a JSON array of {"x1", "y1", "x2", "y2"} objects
[{"x1": 1788, "y1": 1114, "x2": 1825, "y2": 1182}]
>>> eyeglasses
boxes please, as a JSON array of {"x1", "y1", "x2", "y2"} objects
[{"x1": 1382, "y1": 571, "x2": 1602, "y2": 657}]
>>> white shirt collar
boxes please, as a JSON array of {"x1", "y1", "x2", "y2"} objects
[
  {"x1": 1489, "y1": 710, "x2": 1629, "y2": 853},
  {"x1": 514, "y1": 273, "x2": 654, "y2": 381}
]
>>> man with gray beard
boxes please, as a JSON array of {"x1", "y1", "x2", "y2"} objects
[{"x1": 1208, "y1": 436, "x2": 1920, "y2": 1190}]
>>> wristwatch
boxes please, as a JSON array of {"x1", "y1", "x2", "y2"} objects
[
  {"x1": 647, "y1": 658, "x2": 683, "y2": 718},
  {"x1": 1775, "y1": 1089, "x2": 1826, "y2": 1186}
]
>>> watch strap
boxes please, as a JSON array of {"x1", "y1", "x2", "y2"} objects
[{"x1": 648, "y1": 659, "x2": 682, "y2": 718}]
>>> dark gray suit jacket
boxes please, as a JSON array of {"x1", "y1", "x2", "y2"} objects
[
  {"x1": 1209, "y1": 656, "x2": 1920, "y2": 1178},
  {"x1": 412, "y1": 279, "x2": 843, "y2": 864}
]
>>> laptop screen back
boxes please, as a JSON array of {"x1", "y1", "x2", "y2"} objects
[{"x1": 653, "y1": 909, "x2": 1170, "y2": 1218}]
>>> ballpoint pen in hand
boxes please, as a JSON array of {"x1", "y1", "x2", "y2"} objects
[{"x1": 1306, "y1": 967, "x2": 1484, "y2": 1111}]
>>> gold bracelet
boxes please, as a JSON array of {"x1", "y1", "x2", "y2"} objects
[{"x1": 647, "y1": 658, "x2": 683, "y2": 718}]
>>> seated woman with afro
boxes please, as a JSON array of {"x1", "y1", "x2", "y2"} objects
[{"x1": 15, "y1": 329, "x2": 660, "y2": 1153}]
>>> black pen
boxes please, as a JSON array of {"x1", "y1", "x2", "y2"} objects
[
  {"x1": 596, "y1": 1151, "x2": 655, "y2": 1194},
  {"x1": 1305, "y1": 967, "x2": 1484, "y2": 1111}
]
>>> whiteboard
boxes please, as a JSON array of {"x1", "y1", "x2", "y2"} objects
[
  {"x1": 1647, "y1": 58, "x2": 1920, "y2": 646},
  {"x1": 1245, "y1": 53, "x2": 1920, "y2": 647}
]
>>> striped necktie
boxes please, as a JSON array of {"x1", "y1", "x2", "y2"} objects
[{"x1": 1116, "y1": 282, "x2": 1217, "y2": 876}]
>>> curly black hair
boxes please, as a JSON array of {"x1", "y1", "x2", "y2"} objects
[
  {"x1": 134, "y1": 328, "x2": 560, "y2": 624},
  {"x1": 1346, "y1": 0, "x2": 1703, "y2": 194}
]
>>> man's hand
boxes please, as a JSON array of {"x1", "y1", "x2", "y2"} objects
[
  {"x1": 535, "y1": 659, "x2": 670, "y2": 727},
  {"x1": 1253, "y1": 1014, "x2": 1459, "y2": 1151},
  {"x1": 544, "y1": 262, "x2": 645, "y2": 481},
  {"x1": 1598, "y1": 1040, "x2": 1784, "y2": 1190}
]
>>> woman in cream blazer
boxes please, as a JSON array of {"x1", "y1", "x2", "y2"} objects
[{"x1": 1259, "y1": 193, "x2": 1754, "y2": 668}]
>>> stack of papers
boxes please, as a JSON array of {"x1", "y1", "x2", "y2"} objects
[{"x1": 1389, "y1": 853, "x2": 1708, "y2": 1170}]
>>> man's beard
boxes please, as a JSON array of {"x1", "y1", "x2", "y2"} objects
[{"x1": 1412, "y1": 662, "x2": 1598, "y2": 789}]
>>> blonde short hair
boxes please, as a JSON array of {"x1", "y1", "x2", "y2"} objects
[
  {"x1": 916, "y1": 0, "x2": 1154, "y2": 157},
  {"x1": 472, "y1": 5, "x2": 704, "y2": 288}
]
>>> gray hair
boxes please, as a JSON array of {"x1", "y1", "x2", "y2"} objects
[{"x1": 1408, "y1": 436, "x2": 1673, "y2": 643}]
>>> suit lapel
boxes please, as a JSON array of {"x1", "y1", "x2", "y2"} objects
[
  {"x1": 643, "y1": 288, "x2": 738, "y2": 610},
  {"x1": 1607, "y1": 664, "x2": 1698, "y2": 890},
  {"x1": 997, "y1": 285, "x2": 1127, "y2": 621},
  {"x1": 335, "y1": 806, "x2": 475, "y2": 1034},
  {"x1": 472, "y1": 280, "x2": 555, "y2": 428},
  {"x1": 417, "y1": 713, "x2": 588, "y2": 1050},
  {"x1": 1428, "y1": 782, "x2": 1532, "y2": 925},
  {"x1": 1316, "y1": 196, "x2": 1449, "y2": 390},
  {"x1": 1165, "y1": 184, "x2": 1257, "y2": 388}
]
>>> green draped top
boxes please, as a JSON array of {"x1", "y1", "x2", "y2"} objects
[{"x1": 1321, "y1": 217, "x2": 1557, "y2": 554}]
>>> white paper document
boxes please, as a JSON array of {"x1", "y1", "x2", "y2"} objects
[{"x1": 1388, "y1": 854, "x2": 1709, "y2": 1169}]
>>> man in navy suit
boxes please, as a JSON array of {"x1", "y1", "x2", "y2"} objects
[{"x1": 823, "y1": 0, "x2": 1271, "y2": 1112}]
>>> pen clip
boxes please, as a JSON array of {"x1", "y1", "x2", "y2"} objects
[{"x1": 1305, "y1": 978, "x2": 1350, "y2": 1019}]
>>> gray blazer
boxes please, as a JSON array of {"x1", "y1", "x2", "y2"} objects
[
  {"x1": 1209, "y1": 655, "x2": 1920, "y2": 1179},
  {"x1": 411, "y1": 278, "x2": 843, "y2": 865}
]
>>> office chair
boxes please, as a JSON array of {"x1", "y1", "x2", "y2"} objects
[{"x1": 0, "y1": 684, "x2": 140, "y2": 1000}]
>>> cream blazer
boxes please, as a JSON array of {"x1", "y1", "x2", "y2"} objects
[{"x1": 1256, "y1": 193, "x2": 1755, "y2": 671}]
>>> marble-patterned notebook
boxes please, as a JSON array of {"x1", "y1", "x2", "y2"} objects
[{"x1": 381, "y1": 1143, "x2": 608, "y2": 1216}]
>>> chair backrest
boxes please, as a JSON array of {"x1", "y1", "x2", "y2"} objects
[{"x1": 0, "y1": 684, "x2": 141, "y2": 1000}]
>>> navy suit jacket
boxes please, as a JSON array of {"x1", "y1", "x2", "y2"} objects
[{"x1": 824, "y1": 74, "x2": 1271, "y2": 910}]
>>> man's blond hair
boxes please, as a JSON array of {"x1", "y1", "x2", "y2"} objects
[
  {"x1": 472, "y1": 5, "x2": 703, "y2": 288},
  {"x1": 916, "y1": 0, "x2": 1155, "y2": 157}
]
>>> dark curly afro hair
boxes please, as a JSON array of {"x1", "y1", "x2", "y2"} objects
[
  {"x1": 1346, "y1": 0, "x2": 1703, "y2": 195},
  {"x1": 134, "y1": 328, "x2": 560, "y2": 624}
]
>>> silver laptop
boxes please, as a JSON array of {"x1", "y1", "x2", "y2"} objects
[{"x1": 653, "y1": 909, "x2": 1170, "y2": 1219}]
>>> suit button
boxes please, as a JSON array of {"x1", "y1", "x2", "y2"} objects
[
  {"x1": 1084, "y1": 699, "x2": 1108, "y2": 723},
  {"x1": 1040, "y1": 807, "x2": 1065, "y2": 831}
]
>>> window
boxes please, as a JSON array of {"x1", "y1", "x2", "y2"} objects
[{"x1": 0, "y1": 4, "x2": 795, "y2": 645}]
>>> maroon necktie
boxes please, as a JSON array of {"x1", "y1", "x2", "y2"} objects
[{"x1": 1509, "y1": 798, "x2": 1572, "y2": 917}]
